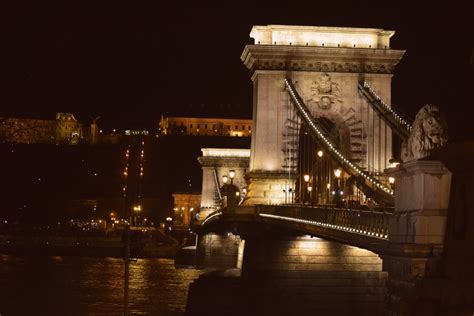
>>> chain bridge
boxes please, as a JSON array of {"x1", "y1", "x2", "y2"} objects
[{"x1": 185, "y1": 25, "x2": 474, "y2": 316}]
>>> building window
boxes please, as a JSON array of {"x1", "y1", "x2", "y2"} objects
[
  {"x1": 197, "y1": 124, "x2": 200, "y2": 128},
  {"x1": 227, "y1": 125, "x2": 230, "y2": 130},
  {"x1": 212, "y1": 124, "x2": 215, "y2": 129},
  {"x1": 235, "y1": 125, "x2": 238, "y2": 130},
  {"x1": 205, "y1": 124, "x2": 208, "y2": 129},
  {"x1": 190, "y1": 124, "x2": 193, "y2": 128},
  {"x1": 248, "y1": 126, "x2": 251, "y2": 130},
  {"x1": 242, "y1": 125, "x2": 245, "y2": 130}
]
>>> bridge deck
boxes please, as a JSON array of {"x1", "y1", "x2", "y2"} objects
[{"x1": 201, "y1": 205, "x2": 392, "y2": 253}]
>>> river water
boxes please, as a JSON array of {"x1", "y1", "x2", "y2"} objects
[{"x1": 0, "y1": 255, "x2": 206, "y2": 315}]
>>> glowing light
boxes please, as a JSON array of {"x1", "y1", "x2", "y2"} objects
[
  {"x1": 229, "y1": 170, "x2": 236, "y2": 179},
  {"x1": 389, "y1": 177, "x2": 395, "y2": 184},
  {"x1": 317, "y1": 150, "x2": 323, "y2": 157},
  {"x1": 334, "y1": 169, "x2": 342, "y2": 178},
  {"x1": 304, "y1": 174, "x2": 310, "y2": 182},
  {"x1": 222, "y1": 176, "x2": 228, "y2": 184}
]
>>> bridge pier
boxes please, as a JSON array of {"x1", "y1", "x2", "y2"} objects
[
  {"x1": 196, "y1": 233, "x2": 243, "y2": 270},
  {"x1": 383, "y1": 160, "x2": 455, "y2": 315},
  {"x1": 240, "y1": 233, "x2": 387, "y2": 314}
]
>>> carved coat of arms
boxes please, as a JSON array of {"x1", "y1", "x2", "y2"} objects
[{"x1": 309, "y1": 73, "x2": 342, "y2": 110}]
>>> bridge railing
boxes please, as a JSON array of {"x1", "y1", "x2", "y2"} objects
[{"x1": 259, "y1": 205, "x2": 390, "y2": 240}]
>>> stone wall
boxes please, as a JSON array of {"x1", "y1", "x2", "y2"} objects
[{"x1": 196, "y1": 233, "x2": 242, "y2": 269}]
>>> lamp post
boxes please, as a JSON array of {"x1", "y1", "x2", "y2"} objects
[
  {"x1": 222, "y1": 171, "x2": 238, "y2": 208},
  {"x1": 334, "y1": 169, "x2": 342, "y2": 207},
  {"x1": 303, "y1": 174, "x2": 310, "y2": 203},
  {"x1": 389, "y1": 177, "x2": 395, "y2": 190},
  {"x1": 307, "y1": 186, "x2": 313, "y2": 205},
  {"x1": 229, "y1": 170, "x2": 235, "y2": 183},
  {"x1": 133, "y1": 205, "x2": 141, "y2": 226},
  {"x1": 317, "y1": 150, "x2": 323, "y2": 203}
]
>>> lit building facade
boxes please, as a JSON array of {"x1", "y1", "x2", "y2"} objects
[
  {"x1": 172, "y1": 193, "x2": 201, "y2": 227},
  {"x1": 158, "y1": 116, "x2": 252, "y2": 137},
  {"x1": 0, "y1": 113, "x2": 98, "y2": 145}
]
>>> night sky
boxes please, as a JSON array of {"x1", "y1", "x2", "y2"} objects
[{"x1": 1, "y1": 2, "x2": 473, "y2": 138}]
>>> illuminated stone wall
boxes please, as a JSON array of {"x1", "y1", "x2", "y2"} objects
[
  {"x1": 159, "y1": 116, "x2": 252, "y2": 137},
  {"x1": 0, "y1": 113, "x2": 85, "y2": 145},
  {"x1": 172, "y1": 193, "x2": 201, "y2": 227},
  {"x1": 241, "y1": 25, "x2": 405, "y2": 205},
  {"x1": 198, "y1": 148, "x2": 250, "y2": 220}
]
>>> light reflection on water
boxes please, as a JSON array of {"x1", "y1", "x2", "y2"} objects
[{"x1": 0, "y1": 255, "x2": 206, "y2": 315}]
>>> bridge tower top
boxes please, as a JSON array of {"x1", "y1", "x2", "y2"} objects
[{"x1": 250, "y1": 25, "x2": 395, "y2": 49}]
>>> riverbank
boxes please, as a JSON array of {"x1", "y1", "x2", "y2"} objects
[{"x1": 0, "y1": 233, "x2": 181, "y2": 258}]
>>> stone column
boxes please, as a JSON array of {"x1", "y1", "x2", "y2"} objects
[{"x1": 383, "y1": 160, "x2": 452, "y2": 315}]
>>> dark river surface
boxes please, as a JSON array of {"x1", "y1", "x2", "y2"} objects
[{"x1": 0, "y1": 255, "x2": 207, "y2": 315}]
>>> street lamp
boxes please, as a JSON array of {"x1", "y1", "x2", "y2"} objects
[
  {"x1": 133, "y1": 205, "x2": 141, "y2": 226},
  {"x1": 317, "y1": 150, "x2": 323, "y2": 158},
  {"x1": 333, "y1": 169, "x2": 342, "y2": 207},
  {"x1": 389, "y1": 177, "x2": 395, "y2": 190},
  {"x1": 229, "y1": 170, "x2": 235, "y2": 180},
  {"x1": 303, "y1": 174, "x2": 310, "y2": 203},
  {"x1": 222, "y1": 175, "x2": 228, "y2": 184}
]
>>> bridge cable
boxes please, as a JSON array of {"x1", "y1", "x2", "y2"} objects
[{"x1": 284, "y1": 78, "x2": 394, "y2": 206}]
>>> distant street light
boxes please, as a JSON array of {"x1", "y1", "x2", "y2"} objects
[
  {"x1": 304, "y1": 174, "x2": 310, "y2": 182},
  {"x1": 317, "y1": 150, "x2": 323, "y2": 158}
]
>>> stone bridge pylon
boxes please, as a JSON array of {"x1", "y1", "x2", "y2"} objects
[{"x1": 240, "y1": 25, "x2": 405, "y2": 205}]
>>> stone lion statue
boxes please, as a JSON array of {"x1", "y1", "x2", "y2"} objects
[{"x1": 401, "y1": 104, "x2": 448, "y2": 162}]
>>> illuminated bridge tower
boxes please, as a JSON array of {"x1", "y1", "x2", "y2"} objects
[{"x1": 241, "y1": 25, "x2": 405, "y2": 205}]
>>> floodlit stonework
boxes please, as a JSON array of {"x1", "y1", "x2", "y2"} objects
[
  {"x1": 241, "y1": 25, "x2": 405, "y2": 205},
  {"x1": 197, "y1": 148, "x2": 250, "y2": 219},
  {"x1": 250, "y1": 25, "x2": 394, "y2": 48},
  {"x1": 158, "y1": 116, "x2": 252, "y2": 137}
]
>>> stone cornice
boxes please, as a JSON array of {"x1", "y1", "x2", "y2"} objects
[
  {"x1": 198, "y1": 156, "x2": 249, "y2": 168},
  {"x1": 241, "y1": 45, "x2": 405, "y2": 74}
]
